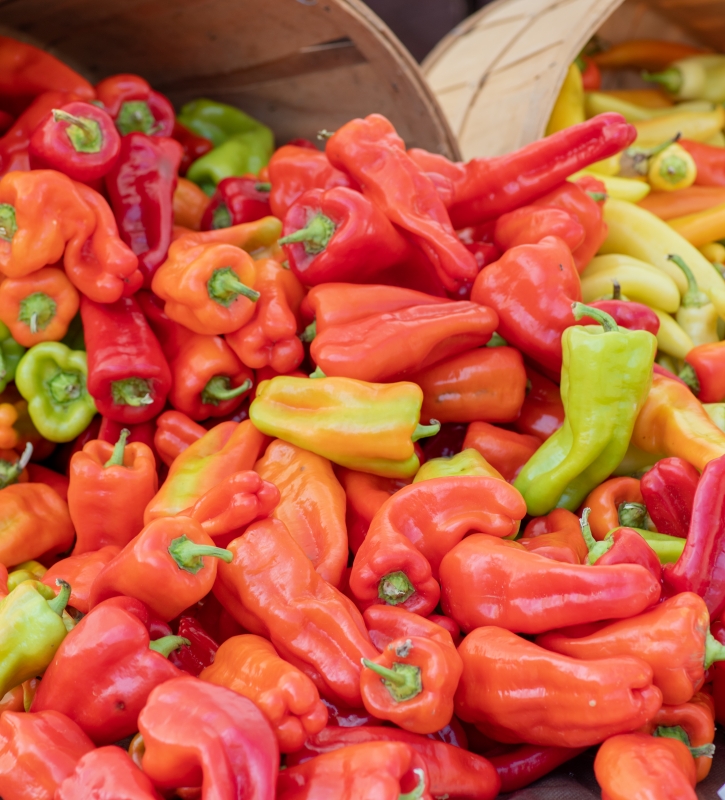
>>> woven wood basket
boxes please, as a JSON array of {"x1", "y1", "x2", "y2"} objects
[
  {"x1": 423, "y1": 0, "x2": 724, "y2": 159},
  {"x1": 0, "y1": 0, "x2": 460, "y2": 157}
]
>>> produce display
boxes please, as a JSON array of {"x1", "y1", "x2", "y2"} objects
[{"x1": 1, "y1": 26, "x2": 725, "y2": 800}]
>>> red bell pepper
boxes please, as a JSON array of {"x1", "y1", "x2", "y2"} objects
[
  {"x1": 55, "y1": 746, "x2": 163, "y2": 800},
  {"x1": 202, "y1": 175, "x2": 272, "y2": 230},
  {"x1": 81, "y1": 295, "x2": 171, "y2": 424},
  {"x1": 172, "y1": 120, "x2": 213, "y2": 177},
  {"x1": 95, "y1": 74, "x2": 175, "y2": 138},
  {"x1": 640, "y1": 457, "x2": 699, "y2": 538},
  {"x1": 494, "y1": 205, "x2": 586, "y2": 255},
  {"x1": 683, "y1": 340, "x2": 725, "y2": 402},
  {"x1": 98, "y1": 416, "x2": 158, "y2": 461}
]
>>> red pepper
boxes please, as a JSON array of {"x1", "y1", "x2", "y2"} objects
[
  {"x1": 82, "y1": 295, "x2": 171, "y2": 424},
  {"x1": 42, "y1": 546, "x2": 120, "y2": 614},
  {"x1": 202, "y1": 175, "x2": 272, "y2": 230},
  {"x1": 593, "y1": 527, "x2": 663, "y2": 582},
  {"x1": 104, "y1": 132, "x2": 182, "y2": 287},
  {"x1": 470, "y1": 236, "x2": 582, "y2": 376},
  {"x1": 684, "y1": 341, "x2": 725, "y2": 402},
  {"x1": 463, "y1": 421, "x2": 541, "y2": 481},
  {"x1": 580, "y1": 299, "x2": 660, "y2": 334},
  {"x1": 494, "y1": 205, "x2": 586, "y2": 254},
  {"x1": 95, "y1": 74, "x2": 175, "y2": 138},
  {"x1": 55, "y1": 746, "x2": 163, "y2": 800},
  {"x1": 167, "y1": 615, "x2": 218, "y2": 677},
  {"x1": 579, "y1": 56, "x2": 601, "y2": 90},
  {"x1": 326, "y1": 114, "x2": 479, "y2": 292},
  {"x1": 29, "y1": 101, "x2": 121, "y2": 183},
  {"x1": 680, "y1": 139, "x2": 725, "y2": 187},
  {"x1": 489, "y1": 744, "x2": 587, "y2": 793},
  {"x1": 154, "y1": 410, "x2": 206, "y2": 468},
  {"x1": 408, "y1": 113, "x2": 636, "y2": 227},
  {"x1": 172, "y1": 120, "x2": 213, "y2": 177},
  {"x1": 26, "y1": 463, "x2": 69, "y2": 501},
  {"x1": 711, "y1": 620, "x2": 725, "y2": 726},
  {"x1": 513, "y1": 365, "x2": 565, "y2": 441},
  {"x1": 98, "y1": 416, "x2": 158, "y2": 462},
  {"x1": 640, "y1": 457, "x2": 699, "y2": 539}
]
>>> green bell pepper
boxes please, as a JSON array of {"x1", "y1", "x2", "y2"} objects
[
  {"x1": 0, "y1": 321, "x2": 25, "y2": 393},
  {"x1": 514, "y1": 304, "x2": 657, "y2": 516},
  {"x1": 15, "y1": 342, "x2": 96, "y2": 443}
]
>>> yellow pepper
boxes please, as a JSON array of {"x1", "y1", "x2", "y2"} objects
[
  {"x1": 569, "y1": 171, "x2": 650, "y2": 203},
  {"x1": 705, "y1": 131, "x2": 725, "y2": 147},
  {"x1": 645, "y1": 55, "x2": 725, "y2": 103},
  {"x1": 668, "y1": 254, "x2": 719, "y2": 347},
  {"x1": 669, "y1": 201, "x2": 725, "y2": 248},
  {"x1": 546, "y1": 63, "x2": 585, "y2": 135},
  {"x1": 602, "y1": 89, "x2": 674, "y2": 109},
  {"x1": 634, "y1": 106, "x2": 725, "y2": 145},
  {"x1": 700, "y1": 242, "x2": 725, "y2": 263},
  {"x1": 413, "y1": 448, "x2": 503, "y2": 482},
  {"x1": 7, "y1": 560, "x2": 46, "y2": 593},
  {"x1": 584, "y1": 91, "x2": 713, "y2": 122},
  {"x1": 650, "y1": 307, "x2": 695, "y2": 360},
  {"x1": 647, "y1": 143, "x2": 697, "y2": 192}
]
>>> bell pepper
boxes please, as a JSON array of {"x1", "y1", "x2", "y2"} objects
[
  {"x1": 104, "y1": 132, "x2": 182, "y2": 287},
  {"x1": 144, "y1": 419, "x2": 267, "y2": 520},
  {"x1": 201, "y1": 175, "x2": 271, "y2": 230},
  {"x1": 413, "y1": 448, "x2": 503, "y2": 483},
  {"x1": 440, "y1": 534, "x2": 661, "y2": 634},
  {"x1": 138, "y1": 675, "x2": 278, "y2": 798},
  {"x1": 455, "y1": 626, "x2": 662, "y2": 747},
  {"x1": 513, "y1": 365, "x2": 565, "y2": 442},
  {"x1": 168, "y1": 334, "x2": 253, "y2": 421},
  {"x1": 226, "y1": 258, "x2": 306, "y2": 374},
  {"x1": 173, "y1": 120, "x2": 213, "y2": 176},
  {"x1": 350, "y1": 476, "x2": 526, "y2": 616},
  {"x1": 214, "y1": 518, "x2": 378, "y2": 707},
  {"x1": 255, "y1": 439, "x2": 347, "y2": 587},
  {"x1": 631, "y1": 371, "x2": 725, "y2": 470},
  {"x1": 168, "y1": 614, "x2": 218, "y2": 676},
  {"x1": 363, "y1": 604, "x2": 457, "y2": 651},
  {"x1": 471, "y1": 236, "x2": 582, "y2": 377},
  {"x1": 7, "y1": 560, "x2": 45, "y2": 594},
  {"x1": 582, "y1": 476, "x2": 646, "y2": 540},
  {"x1": 0, "y1": 169, "x2": 141, "y2": 300},
  {"x1": 640, "y1": 457, "x2": 699, "y2": 538},
  {"x1": 462, "y1": 421, "x2": 541, "y2": 482},
  {"x1": 325, "y1": 114, "x2": 478, "y2": 292},
  {"x1": 683, "y1": 340, "x2": 725, "y2": 402},
  {"x1": 250, "y1": 376, "x2": 437, "y2": 479},
  {"x1": 81, "y1": 295, "x2": 170, "y2": 424},
  {"x1": 515, "y1": 304, "x2": 656, "y2": 515},
  {"x1": 489, "y1": 744, "x2": 587, "y2": 794},
  {"x1": 0, "y1": 321, "x2": 25, "y2": 393},
  {"x1": 0, "y1": 267, "x2": 79, "y2": 349},
  {"x1": 134, "y1": 288, "x2": 196, "y2": 364},
  {"x1": 409, "y1": 113, "x2": 636, "y2": 228},
  {"x1": 154, "y1": 409, "x2": 205, "y2": 467},
  {"x1": 0, "y1": 709, "x2": 95, "y2": 800},
  {"x1": 31, "y1": 595, "x2": 185, "y2": 744},
  {"x1": 520, "y1": 508, "x2": 589, "y2": 565},
  {"x1": 172, "y1": 176, "x2": 211, "y2": 231},
  {"x1": 278, "y1": 741, "x2": 430, "y2": 800},
  {"x1": 650, "y1": 695, "x2": 717, "y2": 781},
  {"x1": 286, "y1": 727, "x2": 500, "y2": 800},
  {"x1": 55, "y1": 746, "x2": 163, "y2": 800},
  {"x1": 493, "y1": 204, "x2": 585, "y2": 257},
  {"x1": 89, "y1": 516, "x2": 232, "y2": 621},
  {"x1": 199, "y1": 633, "x2": 327, "y2": 753},
  {"x1": 95, "y1": 74, "x2": 174, "y2": 137},
  {"x1": 68, "y1": 428, "x2": 158, "y2": 554},
  {"x1": 28, "y1": 101, "x2": 121, "y2": 183},
  {"x1": 41, "y1": 546, "x2": 120, "y2": 614}
]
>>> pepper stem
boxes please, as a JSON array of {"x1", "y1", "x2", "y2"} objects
[
  {"x1": 580, "y1": 507, "x2": 611, "y2": 564},
  {"x1": 52, "y1": 109, "x2": 102, "y2": 153},
  {"x1": 207, "y1": 267, "x2": 260, "y2": 307},
  {"x1": 398, "y1": 769, "x2": 426, "y2": 800},
  {"x1": 704, "y1": 630, "x2": 725, "y2": 668},
  {"x1": 149, "y1": 635, "x2": 190, "y2": 658},
  {"x1": 18, "y1": 292, "x2": 56, "y2": 333},
  {"x1": 111, "y1": 377, "x2": 154, "y2": 407},
  {"x1": 255, "y1": 182, "x2": 271, "y2": 192},
  {"x1": 116, "y1": 100, "x2": 156, "y2": 136},
  {"x1": 278, "y1": 213, "x2": 336, "y2": 255},
  {"x1": 309, "y1": 366, "x2": 326, "y2": 379},
  {"x1": 168, "y1": 534, "x2": 233, "y2": 574},
  {"x1": 0, "y1": 348, "x2": 5, "y2": 380},
  {"x1": 611, "y1": 279, "x2": 621, "y2": 300},
  {"x1": 105, "y1": 428, "x2": 130, "y2": 468},
  {"x1": 299, "y1": 320, "x2": 317, "y2": 343},
  {"x1": 48, "y1": 371, "x2": 83, "y2": 404},
  {"x1": 202, "y1": 376, "x2": 251, "y2": 406},
  {"x1": 658, "y1": 154, "x2": 689, "y2": 186},
  {"x1": 0, "y1": 203, "x2": 17, "y2": 242},
  {"x1": 412, "y1": 420, "x2": 441, "y2": 442},
  {"x1": 571, "y1": 302, "x2": 618, "y2": 332},
  {"x1": 486, "y1": 332, "x2": 508, "y2": 348},
  {"x1": 378, "y1": 571, "x2": 415, "y2": 605},
  {"x1": 587, "y1": 191, "x2": 608, "y2": 202},
  {"x1": 678, "y1": 363, "x2": 700, "y2": 395},
  {"x1": 642, "y1": 67, "x2": 683, "y2": 94},
  {"x1": 47, "y1": 579, "x2": 71, "y2": 616},
  {"x1": 0, "y1": 442, "x2": 33, "y2": 489},
  {"x1": 618, "y1": 502, "x2": 648, "y2": 530},
  {"x1": 211, "y1": 202, "x2": 232, "y2": 230},
  {"x1": 668, "y1": 254, "x2": 710, "y2": 308},
  {"x1": 361, "y1": 657, "x2": 423, "y2": 702},
  {"x1": 654, "y1": 725, "x2": 715, "y2": 758}
]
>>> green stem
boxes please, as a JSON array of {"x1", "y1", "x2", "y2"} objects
[
  {"x1": 618, "y1": 502, "x2": 648, "y2": 529},
  {"x1": 48, "y1": 371, "x2": 83, "y2": 404},
  {"x1": 704, "y1": 630, "x2": 725, "y2": 668},
  {"x1": 201, "y1": 376, "x2": 251, "y2": 406},
  {"x1": 18, "y1": 292, "x2": 56, "y2": 333},
  {"x1": 571, "y1": 302, "x2": 618, "y2": 332},
  {"x1": 678, "y1": 363, "x2": 701, "y2": 395},
  {"x1": 207, "y1": 267, "x2": 260, "y2": 307},
  {"x1": 642, "y1": 67, "x2": 683, "y2": 94},
  {"x1": 111, "y1": 377, "x2": 154, "y2": 407},
  {"x1": 658, "y1": 155, "x2": 690, "y2": 186},
  {"x1": 0, "y1": 348, "x2": 5, "y2": 380},
  {"x1": 211, "y1": 203, "x2": 232, "y2": 230},
  {"x1": 486, "y1": 332, "x2": 508, "y2": 348},
  {"x1": 168, "y1": 534, "x2": 233, "y2": 574},
  {"x1": 0, "y1": 203, "x2": 17, "y2": 242},
  {"x1": 278, "y1": 213, "x2": 336, "y2": 255},
  {"x1": 105, "y1": 428, "x2": 130, "y2": 468},
  {"x1": 255, "y1": 182, "x2": 271, "y2": 192},
  {"x1": 588, "y1": 191, "x2": 608, "y2": 202},
  {"x1": 580, "y1": 507, "x2": 607, "y2": 564},
  {"x1": 116, "y1": 100, "x2": 156, "y2": 136},
  {"x1": 0, "y1": 441, "x2": 32, "y2": 489},
  {"x1": 654, "y1": 725, "x2": 715, "y2": 758},
  {"x1": 299, "y1": 320, "x2": 317, "y2": 343},
  {"x1": 47, "y1": 579, "x2": 71, "y2": 616},
  {"x1": 691, "y1": 743, "x2": 716, "y2": 758},
  {"x1": 668, "y1": 254, "x2": 709, "y2": 307},
  {"x1": 398, "y1": 769, "x2": 426, "y2": 800},
  {"x1": 378, "y1": 571, "x2": 415, "y2": 605},
  {"x1": 317, "y1": 129, "x2": 335, "y2": 140},
  {"x1": 361, "y1": 656, "x2": 422, "y2": 702},
  {"x1": 149, "y1": 635, "x2": 190, "y2": 658},
  {"x1": 52, "y1": 109, "x2": 102, "y2": 153},
  {"x1": 411, "y1": 420, "x2": 441, "y2": 442},
  {"x1": 309, "y1": 366, "x2": 326, "y2": 379}
]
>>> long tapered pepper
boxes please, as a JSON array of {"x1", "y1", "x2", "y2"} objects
[
  {"x1": 640, "y1": 457, "x2": 699, "y2": 538},
  {"x1": 489, "y1": 745, "x2": 587, "y2": 793}
]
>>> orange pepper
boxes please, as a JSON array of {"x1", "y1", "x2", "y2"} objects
[
  {"x1": 0, "y1": 267, "x2": 79, "y2": 347},
  {"x1": 0, "y1": 686, "x2": 23, "y2": 714},
  {"x1": 591, "y1": 39, "x2": 708, "y2": 70},
  {"x1": 601, "y1": 89, "x2": 674, "y2": 108},
  {"x1": 520, "y1": 508, "x2": 588, "y2": 564},
  {"x1": 581, "y1": 477, "x2": 645, "y2": 541},
  {"x1": 668, "y1": 201, "x2": 725, "y2": 248},
  {"x1": 638, "y1": 186, "x2": 725, "y2": 221},
  {"x1": 172, "y1": 177, "x2": 211, "y2": 231},
  {"x1": 463, "y1": 421, "x2": 540, "y2": 481},
  {"x1": 153, "y1": 410, "x2": 205, "y2": 468},
  {"x1": 41, "y1": 545, "x2": 120, "y2": 614},
  {"x1": 0, "y1": 404, "x2": 18, "y2": 449},
  {"x1": 0, "y1": 386, "x2": 54, "y2": 461}
]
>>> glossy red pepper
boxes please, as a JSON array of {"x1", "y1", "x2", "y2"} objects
[
  {"x1": 580, "y1": 300, "x2": 660, "y2": 334},
  {"x1": 514, "y1": 365, "x2": 565, "y2": 441},
  {"x1": 463, "y1": 421, "x2": 541, "y2": 481},
  {"x1": 202, "y1": 175, "x2": 272, "y2": 230},
  {"x1": 489, "y1": 744, "x2": 587, "y2": 793},
  {"x1": 167, "y1": 615, "x2": 219, "y2": 677},
  {"x1": 95, "y1": 74, "x2": 175, "y2": 138},
  {"x1": 640, "y1": 457, "x2": 699, "y2": 538},
  {"x1": 55, "y1": 746, "x2": 163, "y2": 800},
  {"x1": 683, "y1": 340, "x2": 725, "y2": 402},
  {"x1": 593, "y1": 527, "x2": 663, "y2": 582},
  {"x1": 42, "y1": 546, "x2": 120, "y2": 614}
]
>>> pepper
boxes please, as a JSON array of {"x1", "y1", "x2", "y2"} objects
[
  {"x1": 202, "y1": 175, "x2": 271, "y2": 230},
  {"x1": 640, "y1": 457, "x2": 699, "y2": 538},
  {"x1": 199, "y1": 633, "x2": 327, "y2": 753},
  {"x1": 286, "y1": 727, "x2": 500, "y2": 800},
  {"x1": 439, "y1": 534, "x2": 661, "y2": 634},
  {"x1": 144, "y1": 419, "x2": 267, "y2": 521},
  {"x1": 589, "y1": 527, "x2": 664, "y2": 581},
  {"x1": 0, "y1": 709, "x2": 95, "y2": 800},
  {"x1": 470, "y1": 236, "x2": 582, "y2": 376},
  {"x1": 7, "y1": 560, "x2": 46, "y2": 593},
  {"x1": 249, "y1": 376, "x2": 438, "y2": 479},
  {"x1": 489, "y1": 744, "x2": 587, "y2": 794},
  {"x1": 326, "y1": 114, "x2": 478, "y2": 292},
  {"x1": 55, "y1": 746, "x2": 163, "y2": 800},
  {"x1": 28, "y1": 101, "x2": 121, "y2": 183},
  {"x1": 408, "y1": 113, "x2": 636, "y2": 227},
  {"x1": 154, "y1": 410, "x2": 205, "y2": 467},
  {"x1": 172, "y1": 120, "x2": 214, "y2": 176},
  {"x1": 493, "y1": 205, "x2": 584, "y2": 259},
  {"x1": 514, "y1": 304, "x2": 656, "y2": 515},
  {"x1": 582, "y1": 476, "x2": 647, "y2": 540},
  {"x1": 680, "y1": 139, "x2": 725, "y2": 186},
  {"x1": 172, "y1": 176, "x2": 211, "y2": 231},
  {"x1": 683, "y1": 340, "x2": 725, "y2": 402},
  {"x1": 668, "y1": 254, "x2": 719, "y2": 346},
  {"x1": 634, "y1": 107, "x2": 725, "y2": 146},
  {"x1": 592, "y1": 39, "x2": 705, "y2": 70},
  {"x1": 81, "y1": 295, "x2": 171, "y2": 424},
  {"x1": 68, "y1": 429, "x2": 158, "y2": 554},
  {"x1": 579, "y1": 298, "x2": 661, "y2": 334},
  {"x1": 520, "y1": 508, "x2": 589, "y2": 565},
  {"x1": 137, "y1": 675, "x2": 278, "y2": 799},
  {"x1": 168, "y1": 614, "x2": 218, "y2": 676},
  {"x1": 0, "y1": 321, "x2": 25, "y2": 393},
  {"x1": 255, "y1": 439, "x2": 347, "y2": 587},
  {"x1": 95, "y1": 74, "x2": 175, "y2": 138},
  {"x1": 41, "y1": 546, "x2": 120, "y2": 614},
  {"x1": 226, "y1": 258, "x2": 306, "y2": 374},
  {"x1": 25, "y1": 463, "x2": 68, "y2": 500},
  {"x1": 639, "y1": 185, "x2": 725, "y2": 219},
  {"x1": 455, "y1": 626, "x2": 662, "y2": 747},
  {"x1": 463, "y1": 421, "x2": 541, "y2": 481},
  {"x1": 0, "y1": 267, "x2": 80, "y2": 348},
  {"x1": 168, "y1": 334, "x2": 253, "y2": 421},
  {"x1": 413, "y1": 448, "x2": 503, "y2": 482},
  {"x1": 89, "y1": 516, "x2": 233, "y2": 621},
  {"x1": 0, "y1": 170, "x2": 141, "y2": 301},
  {"x1": 0, "y1": 405, "x2": 19, "y2": 449},
  {"x1": 546, "y1": 62, "x2": 585, "y2": 135},
  {"x1": 213, "y1": 518, "x2": 378, "y2": 707},
  {"x1": 104, "y1": 132, "x2": 183, "y2": 287},
  {"x1": 514, "y1": 365, "x2": 565, "y2": 441},
  {"x1": 350, "y1": 476, "x2": 526, "y2": 616}
]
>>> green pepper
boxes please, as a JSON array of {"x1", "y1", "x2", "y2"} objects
[
  {"x1": 0, "y1": 579, "x2": 73, "y2": 698},
  {"x1": 413, "y1": 448, "x2": 502, "y2": 482},
  {"x1": 0, "y1": 321, "x2": 26, "y2": 393},
  {"x1": 14, "y1": 342, "x2": 96, "y2": 443},
  {"x1": 514, "y1": 304, "x2": 657, "y2": 515}
]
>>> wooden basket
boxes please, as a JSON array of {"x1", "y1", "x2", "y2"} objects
[
  {"x1": 423, "y1": 0, "x2": 725, "y2": 159},
  {"x1": 0, "y1": 0, "x2": 460, "y2": 158}
]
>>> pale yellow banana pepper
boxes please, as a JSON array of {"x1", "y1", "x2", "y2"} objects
[
  {"x1": 569, "y1": 171, "x2": 650, "y2": 202},
  {"x1": 634, "y1": 106, "x2": 725, "y2": 145},
  {"x1": 584, "y1": 91, "x2": 714, "y2": 122},
  {"x1": 668, "y1": 254, "x2": 719, "y2": 347},
  {"x1": 700, "y1": 242, "x2": 725, "y2": 263},
  {"x1": 546, "y1": 62, "x2": 585, "y2": 135},
  {"x1": 651, "y1": 308, "x2": 695, "y2": 360},
  {"x1": 645, "y1": 55, "x2": 725, "y2": 103},
  {"x1": 704, "y1": 403, "x2": 725, "y2": 432}
]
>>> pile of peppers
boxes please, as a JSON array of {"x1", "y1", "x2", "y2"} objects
[{"x1": 1, "y1": 32, "x2": 725, "y2": 800}]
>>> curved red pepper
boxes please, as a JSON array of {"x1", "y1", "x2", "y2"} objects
[
  {"x1": 95, "y1": 74, "x2": 175, "y2": 138},
  {"x1": 640, "y1": 457, "x2": 699, "y2": 539},
  {"x1": 56, "y1": 746, "x2": 163, "y2": 800},
  {"x1": 581, "y1": 299, "x2": 660, "y2": 334}
]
